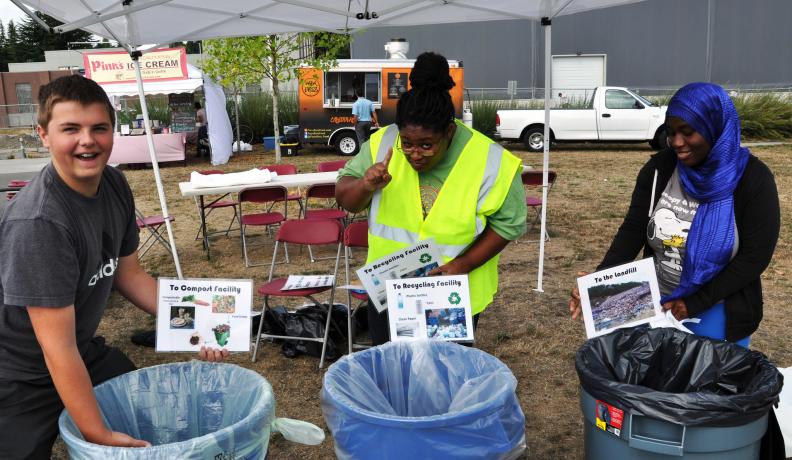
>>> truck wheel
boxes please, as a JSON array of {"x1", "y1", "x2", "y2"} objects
[
  {"x1": 335, "y1": 132, "x2": 359, "y2": 156},
  {"x1": 650, "y1": 127, "x2": 669, "y2": 150},
  {"x1": 523, "y1": 127, "x2": 545, "y2": 152}
]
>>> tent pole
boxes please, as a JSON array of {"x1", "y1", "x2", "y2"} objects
[
  {"x1": 535, "y1": 17, "x2": 552, "y2": 293},
  {"x1": 131, "y1": 52, "x2": 184, "y2": 279}
]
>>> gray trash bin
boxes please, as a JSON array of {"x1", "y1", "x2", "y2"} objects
[{"x1": 576, "y1": 327, "x2": 783, "y2": 459}]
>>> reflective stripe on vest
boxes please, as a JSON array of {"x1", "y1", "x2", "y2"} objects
[
  {"x1": 365, "y1": 122, "x2": 521, "y2": 314},
  {"x1": 369, "y1": 125, "x2": 507, "y2": 259}
]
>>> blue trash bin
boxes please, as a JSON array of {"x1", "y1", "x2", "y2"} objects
[
  {"x1": 59, "y1": 361, "x2": 324, "y2": 460},
  {"x1": 262, "y1": 136, "x2": 284, "y2": 151},
  {"x1": 322, "y1": 341, "x2": 526, "y2": 460}
]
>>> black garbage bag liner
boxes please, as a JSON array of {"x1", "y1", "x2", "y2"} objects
[
  {"x1": 576, "y1": 326, "x2": 783, "y2": 427},
  {"x1": 281, "y1": 304, "x2": 351, "y2": 360}
]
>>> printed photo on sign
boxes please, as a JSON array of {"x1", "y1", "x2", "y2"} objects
[
  {"x1": 577, "y1": 258, "x2": 663, "y2": 338},
  {"x1": 169, "y1": 306, "x2": 195, "y2": 330},
  {"x1": 385, "y1": 275, "x2": 474, "y2": 342},
  {"x1": 156, "y1": 278, "x2": 253, "y2": 352}
]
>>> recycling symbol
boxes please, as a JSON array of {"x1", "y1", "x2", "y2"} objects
[
  {"x1": 448, "y1": 292, "x2": 461, "y2": 305},
  {"x1": 419, "y1": 253, "x2": 432, "y2": 263}
]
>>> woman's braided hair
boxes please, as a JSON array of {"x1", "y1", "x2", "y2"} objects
[{"x1": 395, "y1": 52, "x2": 456, "y2": 133}]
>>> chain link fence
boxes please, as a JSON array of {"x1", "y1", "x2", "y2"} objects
[{"x1": 0, "y1": 104, "x2": 46, "y2": 159}]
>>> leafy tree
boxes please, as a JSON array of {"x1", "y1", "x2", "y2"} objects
[
  {"x1": 16, "y1": 12, "x2": 93, "y2": 62},
  {"x1": 0, "y1": 21, "x2": 8, "y2": 72},
  {"x1": 201, "y1": 32, "x2": 351, "y2": 162},
  {"x1": 5, "y1": 20, "x2": 20, "y2": 66}
]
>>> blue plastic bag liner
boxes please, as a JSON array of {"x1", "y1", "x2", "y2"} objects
[
  {"x1": 59, "y1": 361, "x2": 324, "y2": 459},
  {"x1": 322, "y1": 341, "x2": 526, "y2": 460}
]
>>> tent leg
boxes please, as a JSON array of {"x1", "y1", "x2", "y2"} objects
[
  {"x1": 535, "y1": 17, "x2": 552, "y2": 293},
  {"x1": 132, "y1": 53, "x2": 184, "y2": 279}
]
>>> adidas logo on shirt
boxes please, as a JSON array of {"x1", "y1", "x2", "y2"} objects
[{"x1": 88, "y1": 257, "x2": 118, "y2": 286}]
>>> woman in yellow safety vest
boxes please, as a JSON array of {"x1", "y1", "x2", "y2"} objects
[{"x1": 336, "y1": 51, "x2": 527, "y2": 345}]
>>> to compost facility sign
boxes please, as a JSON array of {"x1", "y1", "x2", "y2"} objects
[{"x1": 84, "y1": 48, "x2": 188, "y2": 84}]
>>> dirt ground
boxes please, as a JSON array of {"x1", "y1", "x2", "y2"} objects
[{"x1": 52, "y1": 141, "x2": 792, "y2": 459}]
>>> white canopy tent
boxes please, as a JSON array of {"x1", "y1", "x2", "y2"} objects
[
  {"x1": 100, "y1": 62, "x2": 204, "y2": 97},
  {"x1": 100, "y1": 63, "x2": 235, "y2": 167},
  {"x1": 11, "y1": 0, "x2": 645, "y2": 288}
]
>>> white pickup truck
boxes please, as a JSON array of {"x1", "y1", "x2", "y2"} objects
[{"x1": 494, "y1": 86, "x2": 668, "y2": 151}]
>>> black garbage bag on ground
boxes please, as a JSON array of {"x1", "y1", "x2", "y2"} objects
[
  {"x1": 279, "y1": 304, "x2": 351, "y2": 360},
  {"x1": 576, "y1": 326, "x2": 783, "y2": 427}
]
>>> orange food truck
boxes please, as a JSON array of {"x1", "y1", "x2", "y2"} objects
[{"x1": 298, "y1": 59, "x2": 465, "y2": 155}]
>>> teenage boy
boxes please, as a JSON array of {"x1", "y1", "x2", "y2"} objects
[{"x1": 0, "y1": 75, "x2": 228, "y2": 459}]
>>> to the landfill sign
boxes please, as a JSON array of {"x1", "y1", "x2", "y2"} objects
[
  {"x1": 420, "y1": 253, "x2": 432, "y2": 263},
  {"x1": 448, "y1": 292, "x2": 461, "y2": 305}
]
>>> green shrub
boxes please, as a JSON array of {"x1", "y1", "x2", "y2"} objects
[
  {"x1": 228, "y1": 91, "x2": 298, "y2": 142},
  {"x1": 732, "y1": 93, "x2": 792, "y2": 140},
  {"x1": 471, "y1": 99, "x2": 500, "y2": 135},
  {"x1": 118, "y1": 95, "x2": 171, "y2": 126}
]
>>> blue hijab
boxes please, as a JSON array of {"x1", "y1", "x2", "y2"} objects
[{"x1": 661, "y1": 82, "x2": 749, "y2": 304}]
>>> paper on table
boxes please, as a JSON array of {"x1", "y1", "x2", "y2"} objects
[
  {"x1": 189, "y1": 168, "x2": 278, "y2": 188},
  {"x1": 282, "y1": 275, "x2": 335, "y2": 290}
]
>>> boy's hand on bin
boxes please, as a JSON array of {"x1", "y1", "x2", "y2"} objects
[
  {"x1": 569, "y1": 271, "x2": 589, "y2": 320},
  {"x1": 96, "y1": 430, "x2": 151, "y2": 448},
  {"x1": 198, "y1": 346, "x2": 230, "y2": 362}
]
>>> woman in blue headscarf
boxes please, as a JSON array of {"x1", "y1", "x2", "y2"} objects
[{"x1": 569, "y1": 83, "x2": 779, "y2": 346}]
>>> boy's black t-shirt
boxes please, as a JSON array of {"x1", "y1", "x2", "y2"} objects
[{"x1": 0, "y1": 164, "x2": 139, "y2": 381}]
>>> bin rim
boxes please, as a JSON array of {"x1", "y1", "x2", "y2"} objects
[
  {"x1": 58, "y1": 361, "x2": 276, "y2": 454},
  {"x1": 323, "y1": 342, "x2": 518, "y2": 429}
]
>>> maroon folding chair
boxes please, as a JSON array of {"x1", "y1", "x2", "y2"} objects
[
  {"x1": 259, "y1": 163, "x2": 304, "y2": 217},
  {"x1": 193, "y1": 169, "x2": 239, "y2": 245},
  {"x1": 238, "y1": 186, "x2": 288, "y2": 267},
  {"x1": 6, "y1": 179, "x2": 29, "y2": 201},
  {"x1": 302, "y1": 182, "x2": 348, "y2": 262},
  {"x1": 135, "y1": 210, "x2": 176, "y2": 260},
  {"x1": 316, "y1": 160, "x2": 347, "y2": 172},
  {"x1": 252, "y1": 219, "x2": 344, "y2": 368},
  {"x1": 343, "y1": 221, "x2": 371, "y2": 352},
  {"x1": 521, "y1": 169, "x2": 557, "y2": 241}
]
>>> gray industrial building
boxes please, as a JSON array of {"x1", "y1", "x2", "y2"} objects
[{"x1": 350, "y1": 0, "x2": 792, "y2": 91}]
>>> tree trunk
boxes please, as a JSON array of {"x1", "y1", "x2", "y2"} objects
[
  {"x1": 233, "y1": 88, "x2": 241, "y2": 152},
  {"x1": 273, "y1": 78, "x2": 281, "y2": 163}
]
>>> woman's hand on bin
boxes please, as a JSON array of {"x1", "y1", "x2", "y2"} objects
[
  {"x1": 569, "y1": 271, "x2": 589, "y2": 320},
  {"x1": 662, "y1": 299, "x2": 689, "y2": 320},
  {"x1": 362, "y1": 148, "x2": 393, "y2": 192},
  {"x1": 198, "y1": 346, "x2": 230, "y2": 362}
]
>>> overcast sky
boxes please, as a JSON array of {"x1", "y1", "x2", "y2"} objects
[{"x1": 1, "y1": 0, "x2": 31, "y2": 26}]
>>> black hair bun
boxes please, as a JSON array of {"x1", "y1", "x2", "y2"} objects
[{"x1": 410, "y1": 52, "x2": 455, "y2": 91}]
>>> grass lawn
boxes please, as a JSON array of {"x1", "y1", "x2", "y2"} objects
[{"x1": 54, "y1": 141, "x2": 792, "y2": 459}]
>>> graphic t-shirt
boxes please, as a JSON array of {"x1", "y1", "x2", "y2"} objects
[
  {"x1": 0, "y1": 164, "x2": 139, "y2": 381},
  {"x1": 647, "y1": 168, "x2": 738, "y2": 296}
]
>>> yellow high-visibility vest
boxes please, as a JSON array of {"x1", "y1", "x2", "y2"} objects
[{"x1": 366, "y1": 120, "x2": 521, "y2": 314}]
